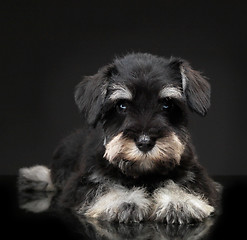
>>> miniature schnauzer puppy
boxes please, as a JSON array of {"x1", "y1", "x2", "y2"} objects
[{"x1": 19, "y1": 53, "x2": 221, "y2": 224}]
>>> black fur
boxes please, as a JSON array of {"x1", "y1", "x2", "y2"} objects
[{"x1": 20, "y1": 53, "x2": 220, "y2": 224}]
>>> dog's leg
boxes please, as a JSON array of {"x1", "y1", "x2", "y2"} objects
[
  {"x1": 151, "y1": 180, "x2": 214, "y2": 224},
  {"x1": 77, "y1": 184, "x2": 151, "y2": 223},
  {"x1": 18, "y1": 165, "x2": 55, "y2": 192}
]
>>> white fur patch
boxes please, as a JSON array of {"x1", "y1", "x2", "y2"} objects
[
  {"x1": 19, "y1": 165, "x2": 55, "y2": 191},
  {"x1": 159, "y1": 86, "x2": 183, "y2": 99},
  {"x1": 104, "y1": 132, "x2": 184, "y2": 171},
  {"x1": 103, "y1": 133, "x2": 123, "y2": 162},
  {"x1": 180, "y1": 66, "x2": 188, "y2": 93},
  {"x1": 81, "y1": 185, "x2": 151, "y2": 222},
  {"x1": 152, "y1": 180, "x2": 214, "y2": 223},
  {"x1": 108, "y1": 84, "x2": 132, "y2": 101}
]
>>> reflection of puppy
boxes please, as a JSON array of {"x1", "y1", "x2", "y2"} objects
[
  {"x1": 78, "y1": 217, "x2": 216, "y2": 240},
  {"x1": 19, "y1": 53, "x2": 221, "y2": 224},
  {"x1": 18, "y1": 190, "x2": 216, "y2": 240}
]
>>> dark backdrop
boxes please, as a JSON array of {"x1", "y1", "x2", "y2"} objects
[{"x1": 1, "y1": 0, "x2": 247, "y2": 175}]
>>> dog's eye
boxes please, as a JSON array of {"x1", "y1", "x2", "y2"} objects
[
  {"x1": 161, "y1": 98, "x2": 173, "y2": 110},
  {"x1": 116, "y1": 101, "x2": 128, "y2": 113}
]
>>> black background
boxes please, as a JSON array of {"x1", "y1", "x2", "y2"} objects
[{"x1": 1, "y1": 0, "x2": 247, "y2": 175}]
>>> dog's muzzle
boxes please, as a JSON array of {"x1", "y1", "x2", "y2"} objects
[{"x1": 104, "y1": 131, "x2": 185, "y2": 173}]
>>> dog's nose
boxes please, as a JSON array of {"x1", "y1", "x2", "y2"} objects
[{"x1": 135, "y1": 135, "x2": 155, "y2": 153}]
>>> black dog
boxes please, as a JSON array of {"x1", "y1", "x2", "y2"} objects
[{"x1": 19, "y1": 53, "x2": 221, "y2": 224}]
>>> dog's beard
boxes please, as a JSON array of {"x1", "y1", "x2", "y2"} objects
[{"x1": 103, "y1": 132, "x2": 185, "y2": 176}]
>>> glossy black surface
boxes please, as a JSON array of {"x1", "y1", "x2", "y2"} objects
[{"x1": 2, "y1": 176, "x2": 247, "y2": 240}]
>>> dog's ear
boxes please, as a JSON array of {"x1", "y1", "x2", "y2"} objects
[
  {"x1": 169, "y1": 58, "x2": 211, "y2": 116},
  {"x1": 74, "y1": 64, "x2": 117, "y2": 126}
]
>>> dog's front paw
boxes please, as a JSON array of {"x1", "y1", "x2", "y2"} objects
[
  {"x1": 152, "y1": 181, "x2": 214, "y2": 224},
  {"x1": 86, "y1": 201, "x2": 150, "y2": 223},
  {"x1": 82, "y1": 186, "x2": 151, "y2": 223},
  {"x1": 152, "y1": 201, "x2": 213, "y2": 224},
  {"x1": 115, "y1": 202, "x2": 149, "y2": 223}
]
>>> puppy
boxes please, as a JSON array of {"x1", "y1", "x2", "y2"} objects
[{"x1": 19, "y1": 53, "x2": 221, "y2": 224}]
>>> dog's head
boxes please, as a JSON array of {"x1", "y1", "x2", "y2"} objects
[{"x1": 75, "y1": 53, "x2": 210, "y2": 176}]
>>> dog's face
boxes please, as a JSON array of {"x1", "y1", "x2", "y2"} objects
[{"x1": 75, "y1": 53, "x2": 210, "y2": 177}]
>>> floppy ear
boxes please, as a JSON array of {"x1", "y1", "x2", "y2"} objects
[
  {"x1": 169, "y1": 58, "x2": 211, "y2": 116},
  {"x1": 74, "y1": 64, "x2": 117, "y2": 126}
]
